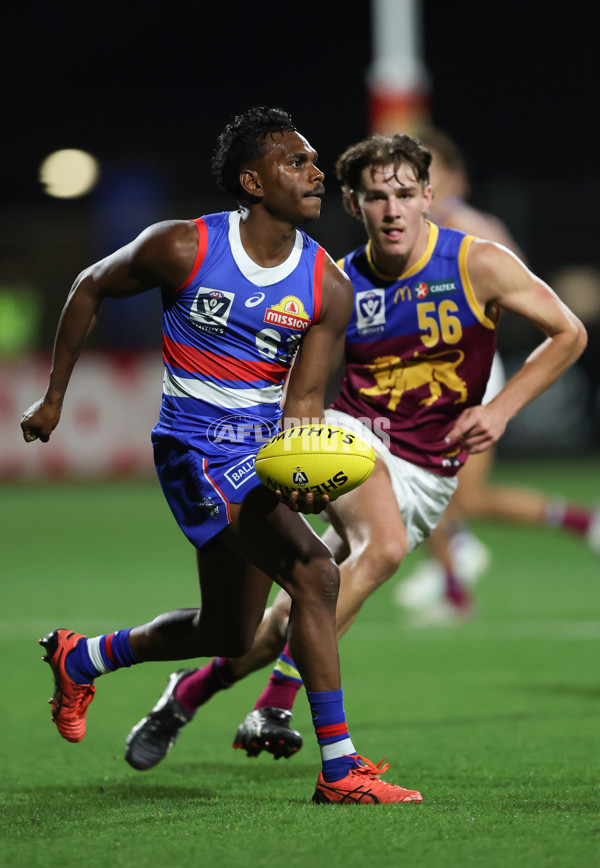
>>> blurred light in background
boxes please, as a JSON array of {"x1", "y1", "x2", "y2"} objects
[
  {"x1": 367, "y1": 0, "x2": 430, "y2": 134},
  {"x1": 39, "y1": 149, "x2": 100, "y2": 199}
]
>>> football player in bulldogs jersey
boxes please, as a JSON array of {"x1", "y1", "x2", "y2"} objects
[
  {"x1": 123, "y1": 132, "x2": 586, "y2": 781},
  {"x1": 21, "y1": 108, "x2": 425, "y2": 804}
]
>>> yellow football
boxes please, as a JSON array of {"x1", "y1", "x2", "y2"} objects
[{"x1": 255, "y1": 424, "x2": 376, "y2": 501}]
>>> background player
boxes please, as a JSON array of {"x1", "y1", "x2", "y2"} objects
[
  {"x1": 21, "y1": 107, "x2": 423, "y2": 805},
  {"x1": 397, "y1": 128, "x2": 600, "y2": 621},
  {"x1": 124, "y1": 131, "x2": 586, "y2": 768}
]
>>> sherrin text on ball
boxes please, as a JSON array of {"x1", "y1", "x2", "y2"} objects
[{"x1": 255, "y1": 424, "x2": 375, "y2": 501}]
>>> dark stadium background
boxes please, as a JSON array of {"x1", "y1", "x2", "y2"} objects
[
  {"x1": 2, "y1": 0, "x2": 599, "y2": 456},
  {"x1": 3, "y1": 3, "x2": 596, "y2": 226},
  {"x1": 1, "y1": 10, "x2": 598, "y2": 861}
]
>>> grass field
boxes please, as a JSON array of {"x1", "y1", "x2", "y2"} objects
[{"x1": 1, "y1": 459, "x2": 598, "y2": 867}]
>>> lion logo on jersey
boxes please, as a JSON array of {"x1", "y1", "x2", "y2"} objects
[{"x1": 359, "y1": 350, "x2": 468, "y2": 411}]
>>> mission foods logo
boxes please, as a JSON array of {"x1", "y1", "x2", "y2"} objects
[{"x1": 264, "y1": 296, "x2": 311, "y2": 331}]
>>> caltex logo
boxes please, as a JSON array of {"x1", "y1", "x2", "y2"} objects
[{"x1": 415, "y1": 282, "x2": 429, "y2": 299}]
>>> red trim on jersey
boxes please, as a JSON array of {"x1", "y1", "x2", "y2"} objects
[
  {"x1": 162, "y1": 334, "x2": 288, "y2": 383},
  {"x1": 312, "y1": 245, "x2": 325, "y2": 323},
  {"x1": 203, "y1": 459, "x2": 231, "y2": 523},
  {"x1": 315, "y1": 722, "x2": 349, "y2": 739},
  {"x1": 174, "y1": 218, "x2": 208, "y2": 293},
  {"x1": 104, "y1": 634, "x2": 116, "y2": 665}
]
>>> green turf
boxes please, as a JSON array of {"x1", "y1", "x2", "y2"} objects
[{"x1": 1, "y1": 459, "x2": 599, "y2": 867}]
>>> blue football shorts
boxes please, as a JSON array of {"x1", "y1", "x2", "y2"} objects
[{"x1": 152, "y1": 429, "x2": 264, "y2": 550}]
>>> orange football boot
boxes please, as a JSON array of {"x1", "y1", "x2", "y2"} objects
[
  {"x1": 312, "y1": 755, "x2": 423, "y2": 804},
  {"x1": 39, "y1": 629, "x2": 96, "y2": 743}
]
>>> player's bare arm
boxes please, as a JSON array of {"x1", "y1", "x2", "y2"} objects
[
  {"x1": 447, "y1": 239, "x2": 587, "y2": 452},
  {"x1": 279, "y1": 256, "x2": 353, "y2": 513},
  {"x1": 21, "y1": 220, "x2": 199, "y2": 443},
  {"x1": 283, "y1": 255, "x2": 353, "y2": 425}
]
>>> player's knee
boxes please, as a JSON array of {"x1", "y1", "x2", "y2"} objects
[
  {"x1": 292, "y1": 556, "x2": 340, "y2": 607},
  {"x1": 362, "y1": 535, "x2": 407, "y2": 587}
]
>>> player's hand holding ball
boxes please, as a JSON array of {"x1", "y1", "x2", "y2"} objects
[{"x1": 255, "y1": 424, "x2": 375, "y2": 512}]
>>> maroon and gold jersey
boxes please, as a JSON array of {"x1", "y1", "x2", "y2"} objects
[{"x1": 330, "y1": 222, "x2": 497, "y2": 477}]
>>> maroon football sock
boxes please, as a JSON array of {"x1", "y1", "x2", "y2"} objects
[
  {"x1": 174, "y1": 657, "x2": 236, "y2": 712},
  {"x1": 444, "y1": 570, "x2": 471, "y2": 611},
  {"x1": 254, "y1": 678, "x2": 302, "y2": 712},
  {"x1": 559, "y1": 504, "x2": 593, "y2": 537},
  {"x1": 253, "y1": 644, "x2": 303, "y2": 711},
  {"x1": 545, "y1": 501, "x2": 592, "y2": 537}
]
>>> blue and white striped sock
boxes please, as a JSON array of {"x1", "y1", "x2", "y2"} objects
[
  {"x1": 65, "y1": 629, "x2": 138, "y2": 684},
  {"x1": 306, "y1": 688, "x2": 358, "y2": 782}
]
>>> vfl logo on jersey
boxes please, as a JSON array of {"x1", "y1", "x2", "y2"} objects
[
  {"x1": 356, "y1": 288, "x2": 385, "y2": 335},
  {"x1": 189, "y1": 287, "x2": 235, "y2": 335},
  {"x1": 415, "y1": 282, "x2": 429, "y2": 299},
  {"x1": 292, "y1": 469, "x2": 309, "y2": 485},
  {"x1": 264, "y1": 296, "x2": 311, "y2": 331}
]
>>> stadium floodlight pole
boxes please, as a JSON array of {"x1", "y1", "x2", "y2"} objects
[{"x1": 367, "y1": 0, "x2": 431, "y2": 134}]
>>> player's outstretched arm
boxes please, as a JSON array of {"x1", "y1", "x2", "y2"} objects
[
  {"x1": 21, "y1": 220, "x2": 199, "y2": 443},
  {"x1": 446, "y1": 239, "x2": 587, "y2": 453}
]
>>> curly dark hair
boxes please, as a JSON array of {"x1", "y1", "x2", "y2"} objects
[
  {"x1": 212, "y1": 106, "x2": 298, "y2": 203},
  {"x1": 335, "y1": 133, "x2": 432, "y2": 217}
]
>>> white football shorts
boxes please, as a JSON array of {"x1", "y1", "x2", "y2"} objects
[
  {"x1": 325, "y1": 409, "x2": 458, "y2": 552},
  {"x1": 482, "y1": 351, "x2": 506, "y2": 404}
]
